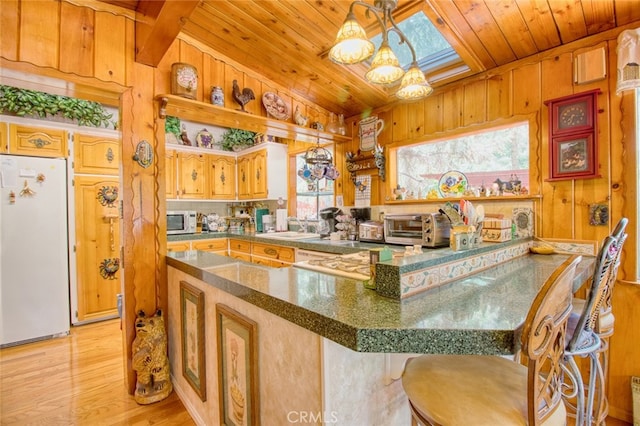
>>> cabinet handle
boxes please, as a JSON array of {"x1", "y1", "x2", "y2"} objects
[
  {"x1": 191, "y1": 169, "x2": 197, "y2": 181},
  {"x1": 220, "y1": 166, "x2": 226, "y2": 185},
  {"x1": 256, "y1": 167, "x2": 261, "y2": 180},
  {"x1": 265, "y1": 247, "x2": 278, "y2": 256},
  {"x1": 106, "y1": 147, "x2": 114, "y2": 163},
  {"x1": 103, "y1": 214, "x2": 119, "y2": 252},
  {"x1": 28, "y1": 137, "x2": 49, "y2": 149}
]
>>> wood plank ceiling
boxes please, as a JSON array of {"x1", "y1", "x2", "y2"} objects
[{"x1": 106, "y1": 0, "x2": 640, "y2": 117}]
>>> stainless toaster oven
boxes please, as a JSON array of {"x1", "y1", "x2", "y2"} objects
[{"x1": 383, "y1": 213, "x2": 451, "y2": 247}]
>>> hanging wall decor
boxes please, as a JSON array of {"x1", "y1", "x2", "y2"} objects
[
  {"x1": 545, "y1": 89, "x2": 601, "y2": 181},
  {"x1": 99, "y1": 258, "x2": 120, "y2": 280},
  {"x1": 97, "y1": 185, "x2": 118, "y2": 207},
  {"x1": 133, "y1": 140, "x2": 153, "y2": 168}
]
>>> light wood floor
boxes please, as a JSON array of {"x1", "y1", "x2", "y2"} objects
[
  {"x1": 0, "y1": 319, "x2": 195, "y2": 425},
  {"x1": 1, "y1": 319, "x2": 633, "y2": 426}
]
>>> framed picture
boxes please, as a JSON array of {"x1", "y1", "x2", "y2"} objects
[
  {"x1": 549, "y1": 132, "x2": 599, "y2": 180},
  {"x1": 217, "y1": 304, "x2": 259, "y2": 426},
  {"x1": 180, "y1": 281, "x2": 206, "y2": 401}
]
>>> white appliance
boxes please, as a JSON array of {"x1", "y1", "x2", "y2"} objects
[{"x1": 0, "y1": 155, "x2": 70, "y2": 347}]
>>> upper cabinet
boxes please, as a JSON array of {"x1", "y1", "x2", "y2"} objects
[
  {"x1": 237, "y1": 143, "x2": 286, "y2": 201},
  {"x1": 0, "y1": 122, "x2": 6, "y2": 153},
  {"x1": 208, "y1": 154, "x2": 236, "y2": 200},
  {"x1": 73, "y1": 134, "x2": 120, "y2": 175},
  {"x1": 156, "y1": 94, "x2": 351, "y2": 145},
  {"x1": 8, "y1": 124, "x2": 67, "y2": 158},
  {"x1": 166, "y1": 150, "x2": 209, "y2": 200}
]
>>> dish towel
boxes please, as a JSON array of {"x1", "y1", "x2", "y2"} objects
[{"x1": 355, "y1": 175, "x2": 371, "y2": 207}]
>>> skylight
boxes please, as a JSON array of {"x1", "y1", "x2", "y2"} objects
[{"x1": 370, "y1": 11, "x2": 465, "y2": 76}]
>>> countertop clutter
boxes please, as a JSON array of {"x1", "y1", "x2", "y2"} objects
[{"x1": 167, "y1": 234, "x2": 593, "y2": 355}]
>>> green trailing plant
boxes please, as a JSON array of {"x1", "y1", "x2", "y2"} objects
[
  {"x1": 220, "y1": 128, "x2": 256, "y2": 151},
  {"x1": 0, "y1": 85, "x2": 115, "y2": 129},
  {"x1": 165, "y1": 116, "x2": 181, "y2": 137}
]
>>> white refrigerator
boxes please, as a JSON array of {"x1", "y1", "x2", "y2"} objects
[{"x1": 0, "y1": 154, "x2": 70, "y2": 347}]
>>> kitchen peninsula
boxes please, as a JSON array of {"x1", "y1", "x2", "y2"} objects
[{"x1": 166, "y1": 236, "x2": 592, "y2": 425}]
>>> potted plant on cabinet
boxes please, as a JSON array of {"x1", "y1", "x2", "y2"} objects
[
  {"x1": 220, "y1": 128, "x2": 256, "y2": 151},
  {"x1": 165, "y1": 116, "x2": 181, "y2": 144},
  {"x1": 0, "y1": 85, "x2": 115, "y2": 129}
]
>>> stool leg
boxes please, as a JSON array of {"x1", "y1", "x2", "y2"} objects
[
  {"x1": 584, "y1": 351, "x2": 605, "y2": 425},
  {"x1": 563, "y1": 355, "x2": 586, "y2": 426}
]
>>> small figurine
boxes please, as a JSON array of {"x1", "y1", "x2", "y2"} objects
[
  {"x1": 232, "y1": 79, "x2": 255, "y2": 112},
  {"x1": 179, "y1": 124, "x2": 192, "y2": 146}
]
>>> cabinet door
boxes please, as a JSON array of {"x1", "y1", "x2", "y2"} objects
[
  {"x1": 0, "y1": 122, "x2": 6, "y2": 153},
  {"x1": 192, "y1": 238, "x2": 228, "y2": 254},
  {"x1": 251, "y1": 149, "x2": 268, "y2": 198},
  {"x1": 229, "y1": 238, "x2": 251, "y2": 253},
  {"x1": 73, "y1": 134, "x2": 120, "y2": 175},
  {"x1": 237, "y1": 154, "x2": 252, "y2": 199},
  {"x1": 74, "y1": 175, "x2": 121, "y2": 323},
  {"x1": 252, "y1": 242, "x2": 295, "y2": 264},
  {"x1": 166, "y1": 149, "x2": 178, "y2": 199},
  {"x1": 167, "y1": 241, "x2": 191, "y2": 253},
  {"x1": 9, "y1": 124, "x2": 67, "y2": 158},
  {"x1": 209, "y1": 155, "x2": 236, "y2": 200},
  {"x1": 178, "y1": 152, "x2": 207, "y2": 199}
]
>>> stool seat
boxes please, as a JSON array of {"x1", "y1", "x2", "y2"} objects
[{"x1": 403, "y1": 354, "x2": 567, "y2": 426}]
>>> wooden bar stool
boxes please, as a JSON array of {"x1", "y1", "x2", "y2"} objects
[
  {"x1": 567, "y1": 218, "x2": 628, "y2": 425},
  {"x1": 402, "y1": 255, "x2": 582, "y2": 426}
]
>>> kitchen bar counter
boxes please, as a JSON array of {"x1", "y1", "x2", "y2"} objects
[{"x1": 167, "y1": 249, "x2": 592, "y2": 355}]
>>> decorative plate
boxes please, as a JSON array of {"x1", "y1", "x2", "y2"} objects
[
  {"x1": 195, "y1": 129, "x2": 213, "y2": 148},
  {"x1": 438, "y1": 170, "x2": 468, "y2": 197},
  {"x1": 512, "y1": 207, "x2": 533, "y2": 238},
  {"x1": 262, "y1": 92, "x2": 290, "y2": 120}
]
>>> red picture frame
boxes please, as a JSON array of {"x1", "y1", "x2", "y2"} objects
[
  {"x1": 550, "y1": 132, "x2": 598, "y2": 180},
  {"x1": 545, "y1": 89, "x2": 600, "y2": 181}
]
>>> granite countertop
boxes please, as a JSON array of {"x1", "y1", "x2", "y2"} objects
[{"x1": 167, "y1": 249, "x2": 592, "y2": 355}]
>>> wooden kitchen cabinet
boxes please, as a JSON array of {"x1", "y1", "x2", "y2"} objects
[
  {"x1": 208, "y1": 154, "x2": 236, "y2": 199},
  {"x1": 236, "y1": 153, "x2": 252, "y2": 199},
  {"x1": 166, "y1": 149, "x2": 209, "y2": 200},
  {"x1": 166, "y1": 149, "x2": 178, "y2": 199},
  {"x1": 177, "y1": 151, "x2": 208, "y2": 199},
  {"x1": 9, "y1": 124, "x2": 67, "y2": 158},
  {"x1": 73, "y1": 134, "x2": 119, "y2": 175},
  {"x1": 167, "y1": 241, "x2": 191, "y2": 252},
  {"x1": 237, "y1": 143, "x2": 287, "y2": 200},
  {"x1": 228, "y1": 238, "x2": 251, "y2": 261},
  {"x1": 192, "y1": 238, "x2": 228, "y2": 255},
  {"x1": 252, "y1": 241, "x2": 295, "y2": 267},
  {"x1": 0, "y1": 122, "x2": 6, "y2": 153},
  {"x1": 73, "y1": 174, "x2": 121, "y2": 323}
]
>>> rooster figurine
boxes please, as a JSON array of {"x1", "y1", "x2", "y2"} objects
[
  {"x1": 232, "y1": 79, "x2": 255, "y2": 112},
  {"x1": 293, "y1": 105, "x2": 309, "y2": 127}
]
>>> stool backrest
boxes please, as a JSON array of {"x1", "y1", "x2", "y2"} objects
[
  {"x1": 567, "y1": 236, "x2": 617, "y2": 351},
  {"x1": 598, "y1": 217, "x2": 628, "y2": 321},
  {"x1": 520, "y1": 254, "x2": 582, "y2": 424}
]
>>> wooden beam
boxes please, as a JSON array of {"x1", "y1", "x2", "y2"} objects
[{"x1": 135, "y1": 0, "x2": 199, "y2": 67}]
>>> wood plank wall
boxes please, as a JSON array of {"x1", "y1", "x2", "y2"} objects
[
  {"x1": 1, "y1": 0, "x2": 638, "y2": 421},
  {"x1": 341, "y1": 29, "x2": 639, "y2": 422}
]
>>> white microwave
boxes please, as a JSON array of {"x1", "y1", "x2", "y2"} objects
[{"x1": 167, "y1": 210, "x2": 197, "y2": 235}]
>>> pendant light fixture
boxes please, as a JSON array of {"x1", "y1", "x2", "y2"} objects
[{"x1": 329, "y1": 0, "x2": 433, "y2": 100}]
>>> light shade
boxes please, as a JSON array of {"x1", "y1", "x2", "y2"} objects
[
  {"x1": 396, "y1": 64, "x2": 433, "y2": 100},
  {"x1": 329, "y1": 13, "x2": 375, "y2": 64},
  {"x1": 364, "y1": 41, "x2": 405, "y2": 85}
]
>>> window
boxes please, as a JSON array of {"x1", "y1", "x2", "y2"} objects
[
  {"x1": 395, "y1": 122, "x2": 529, "y2": 198},
  {"x1": 295, "y1": 150, "x2": 335, "y2": 219},
  {"x1": 370, "y1": 11, "x2": 468, "y2": 78}
]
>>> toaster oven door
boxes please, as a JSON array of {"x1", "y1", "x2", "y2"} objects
[{"x1": 384, "y1": 215, "x2": 424, "y2": 244}]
